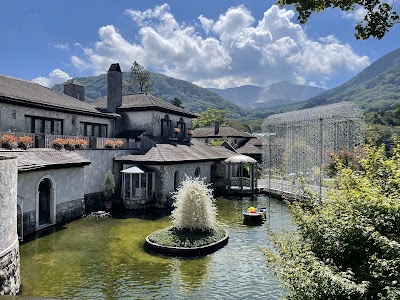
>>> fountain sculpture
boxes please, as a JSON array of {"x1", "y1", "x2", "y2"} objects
[{"x1": 145, "y1": 177, "x2": 228, "y2": 256}]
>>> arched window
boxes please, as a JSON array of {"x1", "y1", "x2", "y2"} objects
[
  {"x1": 161, "y1": 114, "x2": 171, "y2": 138},
  {"x1": 177, "y1": 117, "x2": 186, "y2": 138},
  {"x1": 195, "y1": 166, "x2": 201, "y2": 177},
  {"x1": 174, "y1": 171, "x2": 180, "y2": 190}
]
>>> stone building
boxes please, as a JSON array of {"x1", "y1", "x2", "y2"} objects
[
  {"x1": 0, "y1": 63, "x2": 235, "y2": 237},
  {"x1": 192, "y1": 123, "x2": 255, "y2": 148}
]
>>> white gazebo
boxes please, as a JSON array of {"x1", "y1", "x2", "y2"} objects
[
  {"x1": 121, "y1": 166, "x2": 155, "y2": 209},
  {"x1": 224, "y1": 154, "x2": 258, "y2": 194}
]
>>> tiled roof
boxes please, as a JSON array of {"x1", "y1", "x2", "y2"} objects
[
  {"x1": 237, "y1": 143, "x2": 263, "y2": 155},
  {"x1": 115, "y1": 138, "x2": 235, "y2": 164},
  {"x1": 247, "y1": 137, "x2": 263, "y2": 147},
  {"x1": 93, "y1": 93, "x2": 197, "y2": 118},
  {"x1": 192, "y1": 126, "x2": 254, "y2": 138},
  {"x1": 0, "y1": 74, "x2": 118, "y2": 117},
  {"x1": 0, "y1": 149, "x2": 91, "y2": 172}
]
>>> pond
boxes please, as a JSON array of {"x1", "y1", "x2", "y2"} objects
[{"x1": 19, "y1": 196, "x2": 294, "y2": 299}]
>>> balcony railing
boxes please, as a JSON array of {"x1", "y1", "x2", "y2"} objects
[
  {"x1": 45, "y1": 135, "x2": 90, "y2": 149},
  {"x1": 0, "y1": 131, "x2": 36, "y2": 148},
  {"x1": 0, "y1": 131, "x2": 128, "y2": 150}
]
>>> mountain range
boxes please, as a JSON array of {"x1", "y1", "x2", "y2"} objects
[
  {"x1": 208, "y1": 82, "x2": 326, "y2": 109},
  {"x1": 53, "y1": 47, "x2": 400, "y2": 126},
  {"x1": 302, "y1": 48, "x2": 400, "y2": 112}
]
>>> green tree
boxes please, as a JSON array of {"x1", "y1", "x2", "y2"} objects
[
  {"x1": 103, "y1": 170, "x2": 115, "y2": 200},
  {"x1": 171, "y1": 97, "x2": 184, "y2": 109},
  {"x1": 128, "y1": 61, "x2": 154, "y2": 94},
  {"x1": 193, "y1": 108, "x2": 227, "y2": 128},
  {"x1": 277, "y1": 0, "x2": 399, "y2": 39},
  {"x1": 264, "y1": 144, "x2": 400, "y2": 299}
]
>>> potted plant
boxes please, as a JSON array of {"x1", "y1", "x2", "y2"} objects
[
  {"x1": 18, "y1": 135, "x2": 33, "y2": 150},
  {"x1": 64, "y1": 138, "x2": 76, "y2": 150},
  {"x1": 1, "y1": 134, "x2": 18, "y2": 149},
  {"x1": 104, "y1": 140, "x2": 114, "y2": 149},
  {"x1": 52, "y1": 138, "x2": 65, "y2": 150},
  {"x1": 75, "y1": 138, "x2": 88, "y2": 149},
  {"x1": 114, "y1": 139, "x2": 124, "y2": 149},
  {"x1": 103, "y1": 170, "x2": 115, "y2": 210}
]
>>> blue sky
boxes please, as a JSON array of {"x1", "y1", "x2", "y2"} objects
[{"x1": 0, "y1": 1, "x2": 398, "y2": 89}]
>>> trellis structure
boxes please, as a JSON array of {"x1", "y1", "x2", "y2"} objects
[{"x1": 262, "y1": 102, "x2": 364, "y2": 202}]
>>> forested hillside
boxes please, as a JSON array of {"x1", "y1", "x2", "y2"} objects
[
  {"x1": 53, "y1": 72, "x2": 247, "y2": 119},
  {"x1": 303, "y1": 48, "x2": 400, "y2": 112}
]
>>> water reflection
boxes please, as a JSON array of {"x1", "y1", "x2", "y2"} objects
[{"x1": 19, "y1": 196, "x2": 293, "y2": 299}]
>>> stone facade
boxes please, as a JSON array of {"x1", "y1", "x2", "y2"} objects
[
  {"x1": 0, "y1": 102, "x2": 115, "y2": 137},
  {"x1": 56, "y1": 198, "x2": 85, "y2": 224},
  {"x1": 0, "y1": 156, "x2": 20, "y2": 295},
  {"x1": 0, "y1": 246, "x2": 20, "y2": 296}
]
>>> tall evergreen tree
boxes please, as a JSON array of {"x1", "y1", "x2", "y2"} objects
[{"x1": 128, "y1": 61, "x2": 154, "y2": 94}]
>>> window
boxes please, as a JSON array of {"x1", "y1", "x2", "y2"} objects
[
  {"x1": 25, "y1": 116, "x2": 63, "y2": 135},
  {"x1": 195, "y1": 167, "x2": 201, "y2": 177},
  {"x1": 177, "y1": 117, "x2": 186, "y2": 138},
  {"x1": 80, "y1": 122, "x2": 107, "y2": 137},
  {"x1": 161, "y1": 115, "x2": 171, "y2": 138}
]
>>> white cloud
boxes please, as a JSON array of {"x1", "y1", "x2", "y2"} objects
[
  {"x1": 53, "y1": 43, "x2": 69, "y2": 50},
  {"x1": 68, "y1": 4, "x2": 370, "y2": 89},
  {"x1": 198, "y1": 15, "x2": 214, "y2": 33},
  {"x1": 343, "y1": 7, "x2": 368, "y2": 21},
  {"x1": 32, "y1": 69, "x2": 71, "y2": 88}
]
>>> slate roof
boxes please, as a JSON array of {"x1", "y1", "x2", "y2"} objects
[
  {"x1": 192, "y1": 126, "x2": 254, "y2": 138},
  {"x1": 237, "y1": 143, "x2": 263, "y2": 155},
  {"x1": 0, "y1": 149, "x2": 91, "y2": 172},
  {"x1": 93, "y1": 93, "x2": 197, "y2": 118},
  {"x1": 115, "y1": 137, "x2": 235, "y2": 164},
  {"x1": 0, "y1": 74, "x2": 118, "y2": 118},
  {"x1": 64, "y1": 79, "x2": 84, "y2": 87}
]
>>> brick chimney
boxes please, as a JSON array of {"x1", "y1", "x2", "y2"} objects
[
  {"x1": 107, "y1": 63, "x2": 122, "y2": 113},
  {"x1": 64, "y1": 79, "x2": 85, "y2": 101},
  {"x1": 214, "y1": 122, "x2": 220, "y2": 135}
]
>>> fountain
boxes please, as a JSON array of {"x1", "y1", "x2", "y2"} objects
[
  {"x1": 262, "y1": 102, "x2": 364, "y2": 202},
  {"x1": 145, "y1": 177, "x2": 229, "y2": 257}
]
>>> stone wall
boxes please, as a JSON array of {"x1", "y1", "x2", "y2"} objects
[
  {"x1": 56, "y1": 198, "x2": 85, "y2": 224},
  {"x1": 0, "y1": 156, "x2": 21, "y2": 295},
  {"x1": 76, "y1": 149, "x2": 131, "y2": 195},
  {"x1": 0, "y1": 102, "x2": 115, "y2": 137}
]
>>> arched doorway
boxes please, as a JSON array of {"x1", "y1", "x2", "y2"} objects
[
  {"x1": 36, "y1": 176, "x2": 56, "y2": 228},
  {"x1": 38, "y1": 179, "x2": 51, "y2": 225}
]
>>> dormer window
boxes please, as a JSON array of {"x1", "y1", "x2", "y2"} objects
[
  {"x1": 177, "y1": 117, "x2": 186, "y2": 138},
  {"x1": 161, "y1": 115, "x2": 171, "y2": 138}
]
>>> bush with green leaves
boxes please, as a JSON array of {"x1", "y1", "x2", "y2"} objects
[
  {"x1": 171, "y1": 177, "x2": 218, "y2": 231},
  {"x1": 103, "y1": 170, "x2": 115, "y2": 200},
  {"x1": 264, "y1": 144, "x2": 400, "y2": 299}
]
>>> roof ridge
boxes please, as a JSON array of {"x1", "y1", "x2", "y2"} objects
[{"x1": 155, "y1": 145, "x2": 167, "y2": 162}]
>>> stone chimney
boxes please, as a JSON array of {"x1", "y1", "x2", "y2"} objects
[
  {"x1": 107, "y1": 63, "x2": 122, "y2": 113},
  {"x1": 64, "y1": 79, "x2": 85, "y2": 101},
  {"x1": 214, "y1": 122, "x2": 220, "y2": 135}
]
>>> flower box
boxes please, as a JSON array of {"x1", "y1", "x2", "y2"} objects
[
  {"x1": 1, "y1": 134, "x2": 18, "y2": 149},
  {"x1": 52, "y1": 138, "x2": 66, "y2": 150},
  {"x1": 18, "y1": 136, "x2": 33, "y2": 150},
  {"x1": 75, "y1": 138, "x2": 88, "y2": 149}
]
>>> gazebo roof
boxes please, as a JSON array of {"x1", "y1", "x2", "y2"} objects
[
  {"x1": 224, "y1": 154, "x2": 257, "y2": 164},
  {"x1": 121, "y1": 166, "x2": 153, "y2": 174}
]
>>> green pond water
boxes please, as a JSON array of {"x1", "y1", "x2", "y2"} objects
[{"x1": 18, "y1": 196, "x2": 294, "y2": 300}]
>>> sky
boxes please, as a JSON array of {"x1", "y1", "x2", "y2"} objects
[{"x1": 0, "y1": 1, "x2": 398, "y2": 90}]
